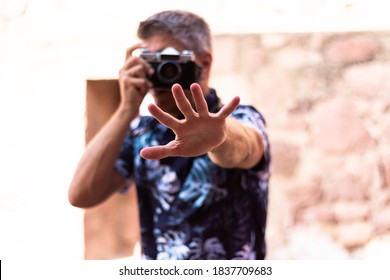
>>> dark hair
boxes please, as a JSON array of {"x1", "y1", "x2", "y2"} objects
[{"x1": 137, "y1": 10, "x2": 211, "y2": 56}]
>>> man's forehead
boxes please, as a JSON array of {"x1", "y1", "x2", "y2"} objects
[{"x1": 142, "y1": 35, "x2": 188, "y2": 52}]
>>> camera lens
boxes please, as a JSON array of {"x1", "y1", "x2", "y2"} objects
[{"x1": 157, "y1": 61, "x2": 181, "y2": 84}]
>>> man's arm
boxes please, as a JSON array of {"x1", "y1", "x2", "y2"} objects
[
  {"x1": 68, "y1": 44, "x2": 153, "y2": 208},
  {"x1": 208, "y1": 117, "x2": 264, "y2": 169},
  {"x1": 68, "y1": 104, "x2": 136, "y2": 208}
]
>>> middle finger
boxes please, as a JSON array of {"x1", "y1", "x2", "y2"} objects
[
  {"x1": 171, "y1": 84, "x2": 197, "y2": 119},
  {"x1": 123, "y1": 57, "x2": 154, "y2": 77}
]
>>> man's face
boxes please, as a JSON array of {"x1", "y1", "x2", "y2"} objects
[{"x1": 142, "y1": 35, "x2": 197, "y2": 117}]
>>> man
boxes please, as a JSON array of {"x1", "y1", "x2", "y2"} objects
[{"x1": 69, "y1": 10, "x2": 271, "y2": 260}]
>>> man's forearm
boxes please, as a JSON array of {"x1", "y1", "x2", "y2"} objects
[
  {"x1": 208, "y1": 118, "x2": 264, "y2": 169},
  {"x1": 68, "y1": 104, "x2": 137, "y2": 208}
]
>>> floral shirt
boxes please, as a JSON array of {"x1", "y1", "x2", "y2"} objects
[{"x1": 115, "y1": 89, "x2": 271, "y2": 260}]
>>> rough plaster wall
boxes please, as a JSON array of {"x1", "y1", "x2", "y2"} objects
[{"x1": 212, "y1": 32, "x2": 390, "y2": 259}]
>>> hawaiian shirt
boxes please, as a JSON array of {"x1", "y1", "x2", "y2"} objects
[{"x1": 115, "y1": 89, "x2": 271, "y2": 260}]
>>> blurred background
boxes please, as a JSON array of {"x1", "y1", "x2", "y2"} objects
[{"x1": 1, "y1": 0, "x2": 390, "y2": 260}]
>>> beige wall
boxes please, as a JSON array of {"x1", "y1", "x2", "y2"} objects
[
  {"x1": 213, "y1": 32, "x2": 390, "y2": 259},
  {"x1": 1, "y1": 0, "x2": 390, "y2": 259}
]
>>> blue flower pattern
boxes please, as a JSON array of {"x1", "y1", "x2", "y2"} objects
[{"x1": 115, "y1": 89, "x2": 271, "y2": 260}]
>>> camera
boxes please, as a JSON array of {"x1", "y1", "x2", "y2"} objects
[{"x1": 140, "y1": 47, "x2": 202, "y2": 89}]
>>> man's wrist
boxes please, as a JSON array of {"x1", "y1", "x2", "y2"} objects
[{"x1": 117, "y1": 101, "x2": 139, "y2": 122}]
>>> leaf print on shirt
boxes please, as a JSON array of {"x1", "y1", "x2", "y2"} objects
[
  {"x1": 156, "y1": 230, "x2": 190, "y2": 260},
  {"x1": 203, "y1": 237, "x2": 227, "y2": 259},
  {"x1": 187, "y1": 237, "x2": 227, "y2": 260},
  {"x1": 147, "y1": 162, "x2": 181, "y2": 211},
  {"x1": 179, "y1": 158, "x2": 228, "y2": 208},
  {"x1": 232, "y1": 231, "x2": 256, "y2": 260}
]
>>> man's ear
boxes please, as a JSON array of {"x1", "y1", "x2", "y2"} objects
[{"x1": 198, "y1": 52, "x2": 212, "y2": 79}]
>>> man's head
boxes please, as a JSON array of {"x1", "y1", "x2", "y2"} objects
[
  {"x1": 137, "y1": 10, "x2": 211, "y2": 57},
  {"x1": 136, "y1": 10, "x2": 213, "y2": 116}
]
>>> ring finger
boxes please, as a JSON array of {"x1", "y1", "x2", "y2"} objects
[{"x1": 128, "y1": 64, "x2": 148, "y2": 78}]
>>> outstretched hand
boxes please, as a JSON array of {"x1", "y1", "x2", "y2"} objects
[{"x1": 140, "y1": 83, "x2": 240, "y2": 160}]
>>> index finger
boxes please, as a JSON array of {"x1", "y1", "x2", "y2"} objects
[
  {"x1": 125, "y1": 43, "x2": 144, "y2": 60},
  {"x1": 123, "y1": 43, "x2": 154, "y2": 76}
]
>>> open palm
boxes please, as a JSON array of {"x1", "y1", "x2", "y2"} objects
[{"x1": 140, "y1": 83, "x2": 240, "y2": 160}]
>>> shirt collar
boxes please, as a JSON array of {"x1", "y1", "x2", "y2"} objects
[{"x1": 205, "y1": 88, "x2": 222, "y2": 113}]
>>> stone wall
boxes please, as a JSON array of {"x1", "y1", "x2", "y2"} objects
[{"x1": 210, "y1": 32, "x2": 390, "y2": 259}]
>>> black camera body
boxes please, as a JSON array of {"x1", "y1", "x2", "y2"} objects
[{"x1": 140, "y1": 47, "x2": 202, "y2": 89}]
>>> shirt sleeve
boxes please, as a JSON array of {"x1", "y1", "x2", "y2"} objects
[{"x1": 114, "y1": 131, "x2": 134, "y2": 180}]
